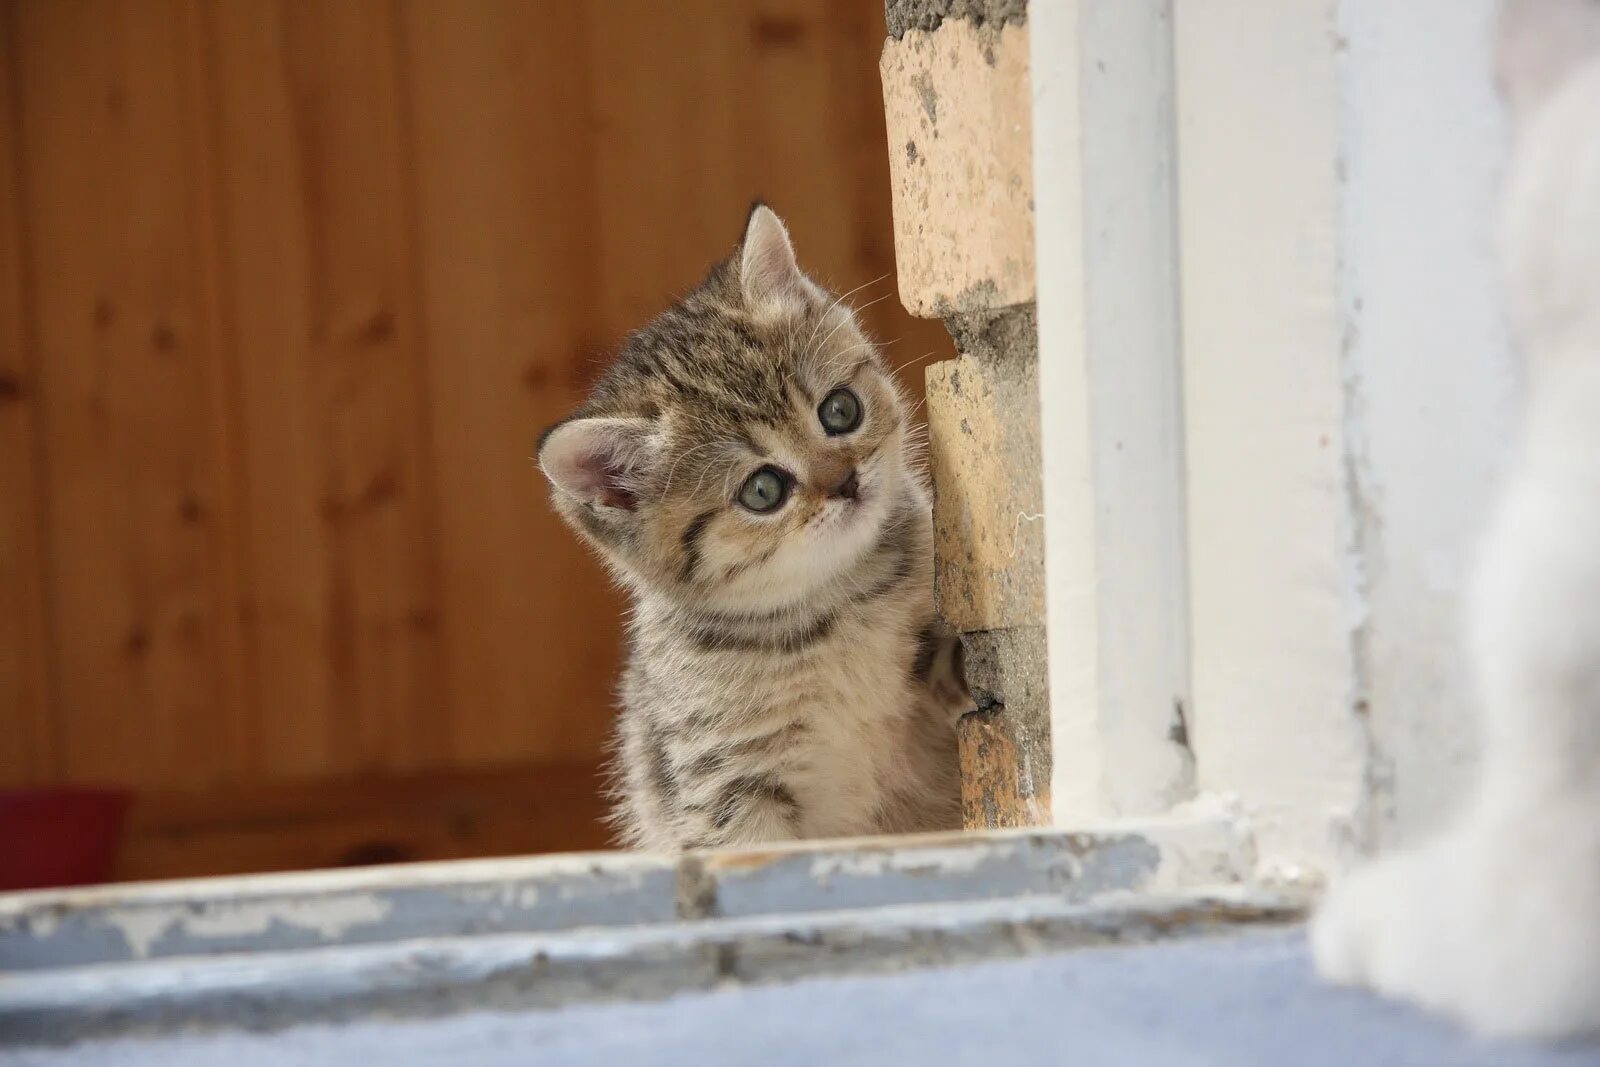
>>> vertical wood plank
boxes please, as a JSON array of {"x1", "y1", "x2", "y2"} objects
[
  {"x1": 205, "y1": 0, "x2": 448, "y2": 780},
  {"x1": 10, "y1": 0, "x2": 243, "y2": 789},
  {"x1": 0, "y1": 5, "x2": 56, "y2": 786},
  {"x1": 396, "y1": 0, "x2": 621, "y2": 766},
  {"x1": 589, "y1": 1, "x2": 948, "y2": 393},
  {"x1": 587, "y1": 1, "x2": 743, "y2": 337}
]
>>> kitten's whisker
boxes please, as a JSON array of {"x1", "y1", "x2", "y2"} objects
[
  {"x1": 891, "y1": 350, "x2": 939, "y2": 377},
  {"x1": 811, "y1": 292, "x2": 893, "y2": 362},
  {"x1": 807, "y1": 272, "x2": 891, "y2": 348}
]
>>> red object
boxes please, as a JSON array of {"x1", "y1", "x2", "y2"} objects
[{"x1": 0, "y1": 788, "x2": 130, "y2": 891}]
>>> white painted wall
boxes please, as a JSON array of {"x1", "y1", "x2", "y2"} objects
[
  {"x1": 1036, "y1": 0, "x2": 1517, "y2": 870},
  {"x1": 1337, "y1": 0, "x2": 1514, "y2": 849}
]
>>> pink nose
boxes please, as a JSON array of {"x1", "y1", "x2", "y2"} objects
[{"x1": 829, "y1": 468, "x2": 859, "y2": 500}]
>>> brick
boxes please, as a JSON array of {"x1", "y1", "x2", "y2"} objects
[
  {"x1": 924, "y1": 306, "x2": 1043, "y2": 633},
  {"x1": 884, "y1": 0, "x2": 1028, "y2": 41},
  {"x1": 958, "y1": 625, "x2": 1050, "y2": 829},
  {"x1": 880, "y1": 19, "x2": 1034, "y2": 316}
]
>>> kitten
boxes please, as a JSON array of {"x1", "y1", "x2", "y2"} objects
[
  {"x1": 539, "y1": 205, "x2": 967, "y2": 851},
  {"x1": 1312, "y1": 0, "x2": 1600, "y2": 1039}
]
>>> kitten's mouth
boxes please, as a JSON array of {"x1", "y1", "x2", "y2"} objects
[
  {"x1": 816, "y1": 474, "x2": 884, "y2": 536},
  {"x1": 828, "y1": 478, "x2": 870, "y2": 513}
]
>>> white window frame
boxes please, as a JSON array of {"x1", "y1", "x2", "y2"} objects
[{"x1": 1033, "y1": 0, "x2": 1514, "y2": 877}]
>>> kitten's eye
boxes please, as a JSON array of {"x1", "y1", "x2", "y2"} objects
[
  {"x1": 737, "y1": 466, "x2": 791, "y2": 513},
  {"x1": 818, "y1": 388, "x2": 863, "y2": 435}
]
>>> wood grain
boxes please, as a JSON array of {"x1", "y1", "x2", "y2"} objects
[
  {"x1": 396, "y1": 0, "x2": 622, "y2": 768},
  {"x1": 0, "y1": 2, "x2": 55, "y2": 787},
  {"x1": 587, "y1": 1, "x2": 950, "y2": 390},
  {"x1": 3, "y1": 0, "x2": 950, "y2": 877},
  {"x1": 9, "y1": 0, "x2": 244, "y2": 789},
  {"x1": 204, "y1": 0, "x2": 448, "y2": 779}
]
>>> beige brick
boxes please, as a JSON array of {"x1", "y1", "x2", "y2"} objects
[
  {"x1": 958, "y1": 625, "x2": 1051, "y2": 829},
  {"x1": 880, "y1": 21, "x2": 1034, "y2": 317},
  {"x1": 925, "y1": 308, "x2": 1043, "y2": 633}
]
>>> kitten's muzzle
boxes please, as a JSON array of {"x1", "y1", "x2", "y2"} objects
[{"x1": 828, "y1": 468, "x2": 860, "y2": 501}]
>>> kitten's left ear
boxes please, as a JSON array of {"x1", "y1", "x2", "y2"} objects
[
  {"x1": 740, "y1": 203, "x2": 816, "y2": 314},
  {"x1": 538, "y1": 417, "x2": 658, "y2": 512}
]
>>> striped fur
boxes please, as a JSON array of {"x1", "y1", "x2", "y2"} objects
[{"x1": 539, "y1": 206, "x2": 967, "y2": 850}]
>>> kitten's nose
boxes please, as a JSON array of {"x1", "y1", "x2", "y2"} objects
[{"x1": 829, "y1": 468, "x2": 859, "y2": 500}]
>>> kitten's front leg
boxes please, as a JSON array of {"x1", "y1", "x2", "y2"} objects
[{"x1": 914, "y1": 620, "x2": 972, "y2": 727}]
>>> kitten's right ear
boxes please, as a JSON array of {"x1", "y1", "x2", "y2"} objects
[
  {"x1": 539, "y1": 417, "x2": 658, "y2": 511},
  {"x1": 1497, "y1": 0, "x2": 1600, "y2": 122},
  {"x1": 739, "y1": 203, "x2": 816, "y2": 314}
]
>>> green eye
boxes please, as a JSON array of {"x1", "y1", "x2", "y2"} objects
[
  {"x1": 738, "y1": 467, "x2": 790, "y2": 513},
  {"x1": 818, "y1": 388, "x2": 863, "y2": 435}
]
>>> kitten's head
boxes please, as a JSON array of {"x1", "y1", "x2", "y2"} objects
[
  {"x1": 1496, "y1": 0, "x2": 1600, "y2": 358},
  {"x1": 540, "y1": 205, "x2": 917, "y2": 614}
]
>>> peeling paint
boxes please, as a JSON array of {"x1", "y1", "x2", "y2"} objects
[
  {"x1": 107, "y1": 895, "x2": 394, "y2": 959},
  {"x1": 0, "y1": 853, "x2": 680, "y2": 972},
  {"x1": 0, "y1": 825, "x2": 1254, "y2": 985},
  {"x1": 806, "y1": 841, "x2": 992, "y2": 880}
]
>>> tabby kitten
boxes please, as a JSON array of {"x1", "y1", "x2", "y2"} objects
[{"x1": 539, "y1": 205, "x2": 967, "y2": 851}]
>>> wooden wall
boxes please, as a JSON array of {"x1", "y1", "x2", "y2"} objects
[{"x1": 0, "y1": 0, "x2": 951, "y2": 879}]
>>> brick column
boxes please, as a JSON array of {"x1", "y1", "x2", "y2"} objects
[{"x1": 880, "y1": 1, "x2": 1048, "y2": 829}]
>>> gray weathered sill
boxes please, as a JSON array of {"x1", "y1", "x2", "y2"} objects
[
  {"x1": 0, "y1": 819, "x2": 1252, "y2": 971},
  {"x1": 0, "y1": 822, "x2": 1291, "y2": 1049},
  {"x1": 1, "y1": 893, "x2": 1301, "y2": 1046}
]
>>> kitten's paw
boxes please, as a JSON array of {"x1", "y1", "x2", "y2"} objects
[
  {"x1": 1313, "y1": 801, "x2": 1600, "y2": 1040},
  {"x1": 1308, "y1": 856, "x2": 1388, "y2": 987},
  {"x1": 1311, "y1": 843, "x2": 1447, "y2": 990}
]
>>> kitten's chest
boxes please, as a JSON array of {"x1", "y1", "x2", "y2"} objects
[
  {"x1": 632, "y1": 588, "x2": 946, "y2": 837},
  {"x1": 770, "y1": 614, "x2": 923, "y2": 830}
]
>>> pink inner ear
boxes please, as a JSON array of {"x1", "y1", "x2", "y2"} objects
[
  {"x1": 569, "y1": 448, "x2": 639, "y2": 511},
  {"x1": 741, "y1": 206, "x2": 809, "y2": 310},
  {"x1": 543, "y1": 420, "x2": 649, "y2": 511},
  {"x1": 596, "y1": 474, "x2": 637, "y2": 511}
]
